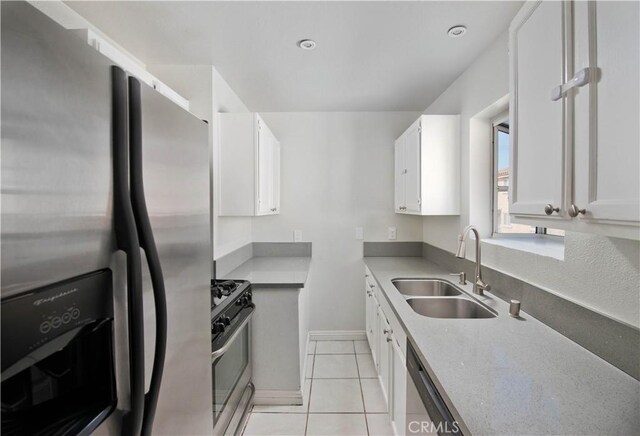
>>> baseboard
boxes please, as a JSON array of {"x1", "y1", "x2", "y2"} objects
[
  {"x1": 253, "y1": 389, "x2": 304, "y2": 406},
  {"x1": 309, "y1": 330, "x2": 367, "y2": 341}
]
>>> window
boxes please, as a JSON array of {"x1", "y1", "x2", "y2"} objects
[{"x1": 492, "y1": 116, "x2": 564, "y2": 237}]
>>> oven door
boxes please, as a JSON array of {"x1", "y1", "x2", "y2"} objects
[{"x1": 211, "y1": 308, "x2": 254, "y2": 435}]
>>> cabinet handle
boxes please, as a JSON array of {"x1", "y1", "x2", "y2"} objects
[
  {"x1": 551, "y1": 67, "x2": 592, "y2": 101},
  {"x1": 568, "y1": 204, "x2": 587, "y2": 218},
  {"x1": 386, "y1": 337, "x2": 393, "y2": 343},
  {"x1": 383, "y1": 329, "x2": 392, "y2": 335},
  {"x1": 544, "y1": 204, "x2": 560, "y2": 215}
]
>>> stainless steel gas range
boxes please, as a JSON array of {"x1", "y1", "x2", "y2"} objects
[{"x1": 210, "y1": 280, "x2": 254, "y2": 435}]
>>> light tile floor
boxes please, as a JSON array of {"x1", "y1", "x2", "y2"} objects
[{"x1": 243, "y1": 340, "x2": 395, "y2": 436}]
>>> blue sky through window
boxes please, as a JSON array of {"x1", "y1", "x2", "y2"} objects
[{"x1": 497, "y1": 130, "x2": 509, "y2": 170}]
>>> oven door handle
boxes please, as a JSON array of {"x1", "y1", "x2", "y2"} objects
[{"x1": 211, "y1": 310, "x2": 253, "y2": 363}]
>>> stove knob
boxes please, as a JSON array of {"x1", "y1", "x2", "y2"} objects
[
  {"x1": 212, "y1": 322, "x2": 226, "y2": 334},
  {"x1": 221, "y1": 316, "x2": 231, "y2": 326},
  {"x1": 246, "y1": 293, "x2": 252, "y2": 302}
]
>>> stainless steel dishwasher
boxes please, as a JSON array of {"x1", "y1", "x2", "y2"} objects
[{"x1": 406, "y1": 344, "x2": 462, "y2": 435}]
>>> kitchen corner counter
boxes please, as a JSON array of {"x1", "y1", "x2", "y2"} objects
[
  {"x1": 222, "y1": 257, "x2": 311, "y2": 288},
  {"x1": 364, "y1": 256, "x2": 640, "y2": 436}
]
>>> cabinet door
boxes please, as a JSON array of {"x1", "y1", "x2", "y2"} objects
[
  {"x1": 271, "y1": 135, "x2": 281, "y2": 214},
  {"x1": 509, "y1": 1, "x2": 567, "y2": 217},
  {"x1": 256, "y1": 119, "x2": 273, "y2": 215},
  {"x1": 371, "y1": 296, "x2": 380, "y2": 368},
  {"x1": 573, "y1": 1, "x2": 640, "y2": 226},
  {"x1": 391, "y1": 338, "x2": 406, "y2": 435},
  {"x1": 377, "y1": 307, "x2": 391, "y2": 408},
  {"x1": 365, "y1": 283, "x2": 374, "y2": 349},
  {"x1": 404, "y1": 123, "x2": 422, "y2": 214},
  {"x1": 394, "y1": 137, "x2": 405, "y2": 212},
  {"x1": 366, "y1": 283, "x2": 380, "y2": 367}
]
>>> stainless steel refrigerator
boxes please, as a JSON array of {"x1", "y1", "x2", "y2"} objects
[{"x1": 1, "y1": 2, "x2": 213, "y2": 435}]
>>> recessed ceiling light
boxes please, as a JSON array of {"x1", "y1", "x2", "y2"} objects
[
  {"x1": 297, "y1": 39, "x2": 317, "y2": 50},
  {"x1": 447, "y1": 25, "x2": 467, "y2": 38}
]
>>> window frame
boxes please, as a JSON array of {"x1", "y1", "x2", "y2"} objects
[
  {"x1": 491, "y1": 113, "x2": 518, "y2": 235},
  {"x1": 491, "y1": 115, "x2": 563, "y2": 238}
]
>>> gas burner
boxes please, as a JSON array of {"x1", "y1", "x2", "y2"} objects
[
  {"x1": 211, "y1": 279, "x2": 249, "y2": 310},
  {"x1": 212, "y1": 280, "x2": 237, "y2": 299}
]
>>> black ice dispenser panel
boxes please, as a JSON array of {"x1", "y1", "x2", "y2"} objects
[{"x1": 1, "y1": 269, "x2": 117, "y2": 435}]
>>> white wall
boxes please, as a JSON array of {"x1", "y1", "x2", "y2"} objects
[
  {"x1": 253, "y1": 112, "x2": 423, "y2": 331},
  {"x1": 149, "y1": 65, "x2": 253, "y2": 260},
  {"x1": 422, "y1": 31, "x2": 640, "y2": 327}
]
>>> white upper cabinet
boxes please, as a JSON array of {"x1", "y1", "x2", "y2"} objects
[
  {"x1": 509, "y1": 0, "x2": 566, "y2": 218},
  {"x1": 509, "y1": 0, "x2": 639, "y2": 239},
  {"x1": 404, "y1": 123, "x2": 422, "y2": 214},
  {"x1": 394, "y1": 115, "x2": 460, "y2": 216},
  {"x1": 394, "y1": 137, "x2": 405, "y2": 212},
  {"x1": 219, "y1": 113, "x2": 281, "y2": 216},
  {"x1": 573, "y1": 1, "x2": 640, "y2": 226}
]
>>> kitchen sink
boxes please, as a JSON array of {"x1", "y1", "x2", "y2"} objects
[
  {"x1": 406, "y1": 297, "x2": 497, "y2": 319},
  {"x1": 391, "y1": 279, "x2": 463, "y2": 297}
]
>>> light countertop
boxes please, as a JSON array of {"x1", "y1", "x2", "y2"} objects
[
  {"x1": 222, "y1": 257, "x2": 311, "y2": 288},
  {"x1": 364, "y1": 256, "x2": 640, "y2": 435}
]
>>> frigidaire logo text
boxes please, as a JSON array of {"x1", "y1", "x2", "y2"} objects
[{"x1": 33, "y1": 288, "x2": 79, "y2": 306}]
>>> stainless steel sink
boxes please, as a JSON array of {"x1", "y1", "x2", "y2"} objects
[
  {"x1": 391, "y1": 279, "x2": 463, "y2": 297},
  {"x1": 406, "y1": 297, "x2": 497, "y2": 319}
]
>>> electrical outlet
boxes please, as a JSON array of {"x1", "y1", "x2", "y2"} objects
[
  {"x1": 294, "y1": 230, "x2": 302, "y2": 242},
  {"x1": 355, "y1": 227, "x2": 364, "y2": 240},
  {"x1": 388, "y1": 226, "x2": 397, "y2": 240}
]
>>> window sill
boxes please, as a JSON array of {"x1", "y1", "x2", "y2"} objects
[{"x1": 481, "y1": 234, "x2": 565, "y2": 261}]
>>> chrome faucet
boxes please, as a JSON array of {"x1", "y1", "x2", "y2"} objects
[{"x1": 455, "y1": 225, "x2": 491, "y2": 296}]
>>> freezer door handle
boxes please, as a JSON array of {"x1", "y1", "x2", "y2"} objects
[
  {"x1": 128, "y1": 76, "x2": 168, "y2": 436},
  {"x1": 112, "y1": 66, "x2": 145, "y2": 436}
]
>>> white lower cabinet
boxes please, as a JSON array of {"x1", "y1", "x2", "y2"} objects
[
  {"x1": 365, "y1": 268, "x2": 407, "y2": 435},
  {"x1": 365, "y1": 275, "x2": 379, "y2": 367},
  {"x1": 377, "y1": 305, "x2": 392, "y2": 407},
  {"x1": 391, "y1": 338, "x2": 407, "y2": 435}
]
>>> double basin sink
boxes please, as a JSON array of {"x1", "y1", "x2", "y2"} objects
[{"x1": 392, "y1": 278, "x2": 496, "y2": 319}]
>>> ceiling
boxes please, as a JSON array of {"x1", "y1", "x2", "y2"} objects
[{"x1": 66, "y1": 1, "x2": 522, "y2": 112}]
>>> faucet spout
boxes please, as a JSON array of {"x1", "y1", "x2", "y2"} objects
[{"x1": 455, "y1": 225, "x2": 491, "y2": 296}]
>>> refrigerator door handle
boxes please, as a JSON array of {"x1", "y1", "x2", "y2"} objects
[
  {"x1": 128, "y1": 76, "x2": 168, "y2": 436},
  {"x1": 112, "y1": 66, "x2": 145, "y2": 436}
]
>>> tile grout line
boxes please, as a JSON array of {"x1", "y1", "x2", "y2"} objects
[
  {"x1": 249, "y1": 341, "x2": 380, "y2": 435},
  {"x1": 353, "y1": 340, "x2": 371, "y2": 436}
]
